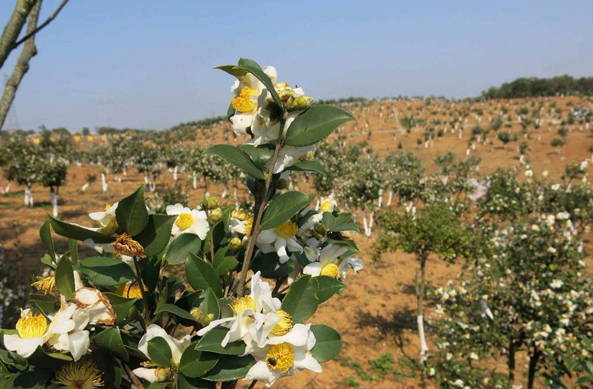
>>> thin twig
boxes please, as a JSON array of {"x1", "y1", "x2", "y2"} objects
[
  {"x1": 248, "y1": 380, "x2": 258, "y2": 389},
  {"x1": 236, "y1": 118, "x2": 287, "y2": 296},
  {"x1": 132, "y1": 255, "x2": 150, "y2": 329},
  {"x1": 12, "y1": 0, "x2": 71, "y2": 50}
]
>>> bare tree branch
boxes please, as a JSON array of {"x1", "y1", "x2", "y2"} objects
[
  {"x1": 0, "y1": 0, "x2": 38, "y2": 70},
  {"x1": 0, "y1": 0, "x2": 42, "y2": 130},
  {"x1": 12, "y1": 0, "x2": 70, "y2": 50}
]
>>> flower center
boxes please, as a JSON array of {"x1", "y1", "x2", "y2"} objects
[
  {"x1": 271, "y1": 310, "x2": 293, "y2": 336},
  {"x1": 231, "y1": 86, "x2": 257, "y2": 113},
  {"x1": 16, "y1": 312, "x2": 47, "y2": 339},
  {"x1": 99, "y1": 216, "x2": 118, "y2": 236},
  {"x1": 320, "y1": 200, "x2": 332, "y2": 213},
  {"x1": 53, "y1": 359, "x2": 104, "y2": 389},
  {"x1": 116, "y1": 283, "x2": 145, "y2": 299},
  {"x1": 274, "y1": 221, "x2": 298, "y2": 238},
  {"x1": 244, "y1": 217, "x2": 254, "y2": 236},
  {"x1": 175, "y1": 213, "x2": 194, "y2": 230},
  {"x1": 266, "y1": 344, "x2": 294, "y2": 373},
  {"x1": 321, "y1": 263, "x2": 340, "y2": 278},
  {"x1": 230, "y1": 296, "x2": 257, "y2": 315},
  {"x1": 104, "y1": 203, "x2": 111, "y2": 212}
]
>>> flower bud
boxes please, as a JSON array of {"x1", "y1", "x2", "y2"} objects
[
  {"x1": 190, "y1": 307, "x2": 215, "y2": 326},
  {"x1": 203, "y1": 196, "x2": 220, "y2": 210},
  {"x1": 230, "y1": 237, "x2": 242, "y2": 252},
  {"x1": 286, "y1": 95, "x2": 314, "y2": 111},
  {"x1": 209, "y1": 208, "x2": 223, "y2": 223}
]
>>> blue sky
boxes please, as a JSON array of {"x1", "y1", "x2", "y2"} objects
[{"x1": 1, "y1": 0, "x2": 592, "y2": 131}]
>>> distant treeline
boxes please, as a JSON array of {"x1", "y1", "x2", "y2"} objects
[{"x1": 481, "y1": 75, "x2": 593, "y2": 99}]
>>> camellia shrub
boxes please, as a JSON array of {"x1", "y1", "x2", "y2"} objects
[{"x1": 0, "y1": 59, "x2": 363, "y2": 389}]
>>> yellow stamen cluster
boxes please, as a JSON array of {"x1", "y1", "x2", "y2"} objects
[
  {"x1": 231, "y1": 86, "x2": 257, "y2": 113},
  {"x1": 53, "y1": 359, "x2": 103, "y2": 389},
  {"x1": 32, "y1": 275, "x2": 58, "y2": 294},
  {"x1": 109, "y1": 233, "x2": 146, "y2": 258},
  {"x1": 266, "y1": 343, "x2": 294, "y2": 373},
  {"x1": 175, "y1": 213, "x2": 194, "y2": 230},
  {"x1": 320, "y1": 263, "x2": 340, "y2": 279},
  {"x1": 104, "y1": 203, "x2": 111, "y2": 212},
  {"x1": 115, "y1": 283, "x2": 145, "y2": 299},
  {"x1": 320, "y1": 200, "x2": 332, "y2": 213},
  {"x1": 274, "y1": 221, "x2": 298, "y2": 238},
  {"x1": 230, "y1": 296, "x2": 257, "y2": 315},
  {"x1": 154, "y1": 367, "x2": 171, "y2": 382},
  {"x1": 270, "y1": 310, "x2": 293, "y2": 336},
  {"x1": 244, "y1": 217, "x2": 254, "y2": 236},
  {"x1": 15, "y1": 312, "x2": 47, "y2": 339}
]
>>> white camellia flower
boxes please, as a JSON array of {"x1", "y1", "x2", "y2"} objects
[
  {"x1": 230, "y1": 66, "x2": 277, "y2": 135},
  {"x1": 73, "y1": 287, "x2": 116, "y2": 325},
  {"x1": 318, "y1": 192, "x2": 337, "y2": 213},
  {"x1": 303, "y1": 244, "x2": 363, "y2": 280},
  {"x1": 45, "y1": 299, "x2": 91, "y2": 361},
  {"x1": 4, "y1": 300, "x2": 90, "y2": 360},
  {"x1": 166, "y1": 204, "x2": 209, "y2": 239},
  {"x1": 244, "y1": 323, "x2": 322, "y2": 387},
  {"x1": 271, "y1": 144, "x2": 315, "y2": 174},
  {"x1": 133, "y1": 324, "x2": 192, "y2": 383},
  {"x1": 197, "y1": 272, "x2": 282, "y2": 345},
  {"x1": 256, "y1": 221, "x2": 303, "y2": 264},
  {"x1": 89, "y1": 202, "x2": 119, "y2": 235}
]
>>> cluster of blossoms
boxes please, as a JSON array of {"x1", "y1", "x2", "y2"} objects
[{"x1": 0, "y1": 59, "x2": 361, "y2": 389}]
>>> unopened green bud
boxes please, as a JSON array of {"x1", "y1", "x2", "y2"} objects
[
  {"x1": 190, "y1": 307, "x2": 215, "y2": 326},
  {"x1": 314, "y1": 223, "x2": 327, "y2": 236},
  {"x1": 203, "y1": 196, "x2": 220, "y2": 210},
  {"x1": 230, "y1": 237, "x2": 242, "y2": 252},
  {"x1": 209, "y1": 208, "x2": 223, "y2": 223},
  {"x1": 286, "y1": 95, "x2": 314, "y2": 111}
]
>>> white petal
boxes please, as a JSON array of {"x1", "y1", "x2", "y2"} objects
[
  {"x1": 3, "y1": 335, "x2": 44, "y2": 358},
  {"x1": 257, "y1": 230, "x2": 277, "y2": 245},
  {"x1": 267, "y1": 323, "x2": 309, "y2": 347},
  {"x1": 303, "y1": 262, "x2": 322, "y2": 277},
  {"x1": 294, "y1": 352, "x2": 322, "y2": 373},
  {"x1": 68, "y1": 330, "x2": 90, "y2": 361},
  {"x1": 133, "y1": 367, "x2": 158, "y2": 383},
  {"x1": 245, "y1": 360, "x2": 280, "y2": 387}
]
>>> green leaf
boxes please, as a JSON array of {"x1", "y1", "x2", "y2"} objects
[
  {"x1": 135, "y1": 214, "x2": 177, "y2": 257},
  {"x1": 198, "y1": 288, "x2": 220, "y2": 320},
  {"x1": 3, "y1": 370, "x2": 52, "y2": 389},
  {"x1": 94, "y1": 327, "x2": 128, "y2": 362},
  {"x1": 49, "y1": 216, "x2": 114, "y2": 243},
  {"x1": 166, "y1": 233, "x2": 202, "y2": 265},
  {"x1": 316, "y1": 276, "x2": 345, "y2": 303},
  {"x1": 68, "y1": 239, "x2": 79, "y2": 263},
  {"x1": 217, "y1": 58, "x2": 283, "y2": 108},
  {"x1": 178, "y1": 375, "x2": 216, "y2": 389},
  {"x1": 195, "y1": 327, "x2": 245, "y2": 355},
  {"x1": 147, "y1": 383, "x2": 171, "y2": 389},
  {"x1": 281, "y1": 275, "x2": 319, "y2": 323},
  {"x1": 285, "y1": 105, "x2": 354, "y2": 147},
  {"x1": 116, "y1": 184, "x2": 149, "y2": 236},
  {"x1": 213, "y1": 247, "x2": 239, "y2": 276},
  {"x1": 155, "y1": 304, "x2": 196, "y2": 322},
  {"x1": 180, "y1": 343, "x2": 219, "y2": 378},
  {"x1": 322, "y1": 212, "x2": 360, "y2": 233},
  {"x1": 260, "y1": 191, "x2": 313, "y2": 230},
  {"x1": 91, "y1": 349, "x2": 122, "y2": 388},
  {"x1": 104, "y1": 292, "x2": 137, "y2": 322},
  {"x1": 239, "y1": 144, "x2": 274, "y2": 170},
  {"x1": 55, "y1": 256, "x2": 75, "y2": 298},
  {"x1": 286, "y1": 160, "x2": 327, "y2": 176},
  {"x1": 205, "y1": 145, "x2": 264, "y2": 180},
  {"x1": 78, "y1": 257, "x2": 136, "y2": 286},
  {"x1": 147, "y1": 337, "x2": 173, "y2": 367},
  {"x1": 39, "y1": 219, "x2": 56, "y2": 262},
  {"x1": 29, "y1": 294, "x2": 59, "y2": 315},
  {"x1": 310, "y1": 324, "x2": 342, "y2": 363},
  {"x1": 251, "y1": 252, "x2": 295, "y2": 279},
  {"x1": 185, "y1": 253, "x2": 222, "y2": 297},
  {"x1": 201, "y1": 355, "x2": 256, "y2": 382}
]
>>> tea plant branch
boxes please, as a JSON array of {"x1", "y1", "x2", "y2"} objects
[
  {"x1": 0, "y1": 0, "x2": 41, "y2": 130},
  {"x1": 132, "y1": 255, "x2": 150, "y2": 329},
  {"x1": 236, "y1": 116, "x2": 287, "y2": 297},
  {"x1": 12, "y1": 0, "x2": 70, "y2": 50}
]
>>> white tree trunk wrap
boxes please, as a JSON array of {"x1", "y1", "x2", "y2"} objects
[
  {"x1": 24, "y1": 186, "x2": 33, "y2": 207},
  {"x1": 81, "y1": 183, "x2": 89, "y2": 192},
  {"x1": 418, "y1": 315, "x2": 428, "y2": 362},
  {"x1": 222, "y1": 186, "x2": 227, "y2": 199},
  {"x1": 193, "y1": 173, "x2": 197, "y2": 189},
  {"x1": 101, "y1": 173, "x2": 108, "y2": 193},
  {"x1": 387, "y1": 191, "x2": 393, "y2": 206},
  {"x1": 173, "y1": 166, "x2": 178, "y2": 181},
  {"x1": 51, "y1": 190, "x2": 58, "y2": 217}
]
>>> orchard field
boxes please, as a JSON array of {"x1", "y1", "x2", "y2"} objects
[{"x1": 1, "y1": 91, "x2": 593, "y2": 389}]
